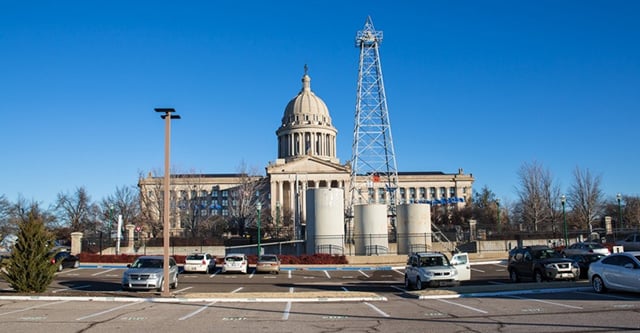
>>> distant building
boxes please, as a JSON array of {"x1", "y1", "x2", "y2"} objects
[{"x1": 138, "y1": 71, "x2": 474, "y2": 237}]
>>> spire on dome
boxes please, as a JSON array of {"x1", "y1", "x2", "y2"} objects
[{"x1": 302, "y1": 64, "x2": 311, "y2": 92}]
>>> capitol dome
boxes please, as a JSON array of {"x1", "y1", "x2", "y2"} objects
[{"x1": 276, "y1": 68, "x2": 338, "y2": 162}]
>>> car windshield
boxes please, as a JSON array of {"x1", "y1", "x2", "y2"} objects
[
  {"x1": 132, "y1": 258, "x2": 163, "y2": 268},
  {"x1": 187, "y1": 254, "x2": 205, "y2": 260},
  {"x1": 534, "y1": 249, "x2": 562, "y2": 259},
  {"x1": 420, "y1": 256, "x2": 449, "y2": 267},
  {"x1": 259, "y1": 255, "x2": 277, "y2": 262}
]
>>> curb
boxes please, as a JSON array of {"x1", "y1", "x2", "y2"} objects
[{"x1": 415, "y1": 286, "x2": 592, "y2": 299}]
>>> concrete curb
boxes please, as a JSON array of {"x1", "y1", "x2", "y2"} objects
[{"x1": 416, "y1": 286, "x2": 592, "y2": 299}]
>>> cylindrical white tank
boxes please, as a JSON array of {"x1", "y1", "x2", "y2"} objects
[
  {"x1": 353, "y1": 204, "x2": 389, "y2": 255},
  {"x1": 306, "y1": 188, "x2": 344, "y2": 254},
  {"x1": 396, "y1": 203, "x2": 431, "y2": 254}
]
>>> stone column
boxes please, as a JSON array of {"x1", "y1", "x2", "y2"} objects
[
  {"x1": 126, "y1": 224, "x2": 136, "y2": 253},
  {"x1": 70, "y1": 232, "x2": 83, "y2": 255}
]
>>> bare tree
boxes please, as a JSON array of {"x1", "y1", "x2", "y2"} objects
[
  {"x1": 54, "y1": 187, "x2": 99, "y2": 233},
  {"x1": 228, "y1": 162, "x2": 264, "y2": 237},
  {"x1": 568, "y1": 167, "x2": 604, "y2": 232},
  {"x1": 0, "y1": 195, "x2": 11, "y2": 236},
  {"x1": 621, "y1": 195, "x2": 640, "y2": 229},
  {"x1": 100, "y1": 185, "x2": 142, "y2": 237},
  {"x1": 516, "y1": 161, "x2": 559, "y2": 232},
  {"x1": 138, "y1": 170, "x2": 166, "y2": 238}
]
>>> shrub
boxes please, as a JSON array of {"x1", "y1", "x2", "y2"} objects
[{"x1": 1, "y1": 211, "x2": 58, "y2": 293}]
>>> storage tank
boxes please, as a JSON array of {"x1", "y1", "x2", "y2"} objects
[
  {"x1": 306, "y1": 188, "x2": 344, "y2": 254},
  {"x1": 396, "y1": 203, "x2": 431, "y2": 254},
  {"x1": 353, "y1": 204, "x2": 389, "y2": 255}
]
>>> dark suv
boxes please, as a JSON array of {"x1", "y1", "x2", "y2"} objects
[{"x1": 508, "y1": 246, "x2": 579, "y2": 282}]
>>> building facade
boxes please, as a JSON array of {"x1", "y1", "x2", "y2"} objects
[{"x1": 138, "y1": 71, "x2": 474, "y2": 238}]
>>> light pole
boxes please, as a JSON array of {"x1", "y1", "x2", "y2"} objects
[
  {"x1": 496, "y1": 198, "x2": 501, "y2": 233},
  {"x1": 561, "y1": 195, "x2": 568, "y2": 246},
  {"x1": 256, "y1": 201, "x2": 262, "y2": 256},
  {"x1": 275, "y1": 201, "x2": 280, "y2": 239},
  {"x1": 617, "y1": 193, "x2": 622, "y2": 231},
  {"x1": 155, "y1": 107, "x2": 180, "y2": 297},
  {"x1": 109, "y1": 204, "x2": 114, "y2": 240}
]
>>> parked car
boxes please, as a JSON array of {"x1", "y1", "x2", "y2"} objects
[
  {"x1": 222, "y1": 253, "x2": 248, "y2": 274},
  {"x1": 184, "y1": 253, "x2": 216, "y2": 274},
  {"x1": 567, "y1": 253, "x2": 607, "y2": 279},
  {"x1": 50, "y1": 250, "x2": 80, "y2": 272},
  {"x1": 589, "y1": 251, "x2": 640, "y2": 293},
  {"x1": 256, "y1": 254, "x2": 281, "y2": 274},
  {"x1": 616, "y1": 233, "x2": 640, "y2": 251},
  {"x1": 508, "y1": 246, "x2": 580, "y2": 282},
  {"x1": 562, "y1": 242, "x2": 611, "y2": 256},
  {"x1": 404, "y1": 252, "x2": 470, "y2": 290},
  {"x1": 121, "y1": 256, "x2": 179, "y2": 292}
]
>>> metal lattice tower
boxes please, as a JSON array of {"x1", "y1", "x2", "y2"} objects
[{"x1": 350, "y1": 16, "x2": 399, "y2": 216}]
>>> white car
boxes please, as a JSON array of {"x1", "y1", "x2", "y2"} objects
[
  {"x1": 222, "y1": 253, "x2": 248, "y2": 274},
  {"x1": 404, "y1": 252, "x2": 471, "y2": 290},
  {"x1": 589, "y1": 251, "x2": 640, "y2": 293},
  {"x1": 184, "y1": 253, "x2": 216, "y2": 274}
]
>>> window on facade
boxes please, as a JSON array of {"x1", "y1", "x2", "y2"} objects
[
  {"x1": 222, "y1": 199, "x2": 228, "y2": 207},
  {"x1": 200, "y1": 190, "x2": 208, "y2": 197},
  {"x1": 222, "y1": 190, "x2": 228, "y2": 198},
  {"x1": 232, "y1": 200, "x2": 238, "y2": 207},
  {"x1": 400, "y1": 188, "x2": 406, "y2": 199},
  {"x1": 419, "y1": 187, "x2": 426, "y2": 199},
  {"x1": 440, "y1": 187, "x2": 446, "y2": 198},
  {"x1": 222, "y1": 209, "x2": 229, "y2": 216},
  {"x1": 449, "y1": 187, "x2": 456, "y2": 197},
  {"x1": 430, "y1": 187, "x2": 436, "y2": 198},
  {"x1": 368, "y1": 188, "x2": 375, "y2": 204},
  {"x1": 201, "y1": 210, "x2": 207, "y2": 217},
  {"x1": 210, "y1": 209, "x2": 218, "y2": 216},
  {"x1": 211, "y1": 189, "x2": 218, "y2": 197},
  {"x1": 409, "y1": 188, "x2": 416, "y2": 200},
  {"x1": 378, "y1": 188, "x2": 386, "y2": 204}
]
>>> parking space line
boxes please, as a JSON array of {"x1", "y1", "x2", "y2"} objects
[
  {"x1": 76, "y1": 301, "x2": 142, "y2": 321},
  {"x1": 179, "y1": 301, "x2": 217, "y2": 321},
  {"x1": 231, "y1": 287, "x2": 243, "y2": 293},
  {"x1": 365, "y1": 302, "x2": 390, "y2": 317},
  {"x1": 359, "y1": 270, "x2": 370, "y2": 278},
  {"x1": 282, "y1": 301, "x2": 292, "y2": 320},
  {"x1": 508, "y1": 295, "x2": 583, "y2": 309},
  {"x1": 471, "y1": 268, "x2": 485, "y2": 273},
  {"x1": 249, "y1": 271, "x2": 255, "y2": 278},
  {"x1": 91, "y1": 268, "x2": 116, "y2": 276},
  {"x1": 0, "y1": 300, "x2": 70, "y2": 317},
  {"x1": 437, "y1": 299, "x2": 488, "y2": 314},
  {"x1": 575, "y1": 291, "x2": 637, "y2": 300},
  {"x1": 288, "y1": 270, "x2": 292, "y2": 279},
  {"x1": 174, "y1": 286, "x2": 193, "y2": 294},
  {"x1": 324, "y1": 270, "x2": 331, "y2": 279}
]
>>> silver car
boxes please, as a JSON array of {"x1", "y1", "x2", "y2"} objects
[
  {"x1": 122, "y1": 256, "x2": 179, "y2": 292},
  {"x1": 589, "y1": 251, "x2": 640, "y2": 293},
  {"x1": 562, "y1": 242, "x2": 610, "y2": 256}
]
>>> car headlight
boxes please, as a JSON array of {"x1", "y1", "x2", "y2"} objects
[
  {"x1": 423, "y1": 271, "x2": 434, "y2": 277},
  {"x1": 545, "y1": 264, "x2": 556, "y2": 269},
  {"x1": 148, "y1": 273, "x2": 158, "y2": 279}
]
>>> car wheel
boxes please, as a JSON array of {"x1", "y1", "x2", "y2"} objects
[
  {"x1": 171, "y1": 276, "x2": 178, "y2": 289},
  {"x1": 509, "y1": 269, "x2": 519, "y2": 283},
  {"x1": 416, "y1": 278, "x2": 423, "y2": 290},
  {"x1": 592, "y1": 275, "x2": 607, "y2": 293},
  {"x1": 73, "y1": 260, "x2": 79, "y2": 268},
  {"x1": 404, "y1": 275, "x2": 412, "y2": 290},
  {"x1": 534, "y1": 270, "x2": 545, "y2": 283}
]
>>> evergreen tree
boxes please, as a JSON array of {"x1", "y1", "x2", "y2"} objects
[{"x1": 1, "y1": 210, "x2": 57, "y2": 293}]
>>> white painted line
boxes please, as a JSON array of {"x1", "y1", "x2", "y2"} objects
[
  {"x1": 209, "y1": 269, "x2": 221, "y2": 277},
  {"x1": 282, "y1": 302, "x2": 292, "y2": 320},
  {"x1": 249, "y1": 271, "x2": 255, "y2": 279},
  {"x1": 437, "y1": 299, "x2": 488, "y2": 314},
  {"x1": 288, "y1": 270, "x2": 292, "y2": 279},
  {"x1": 342, "y1": 287, "x2": 349, "y2": 292},
  {"x1": 508, "y1": 295, "x2": 583, "y2": 309},
  {"x1": 179, "y1": 301, "x2": 217, "y2": 320},
  {"x1": 52, "y1": 285, "x2": 91, "y2": 293},
  {"x1": 471, "y1": 268, "x2": 485, "y2": 273},
  {"x1": 174, "y1": 286, "x2": 193, "y2": 294},
  {"x1": 392, "y1": 268, "x2": 404, "y2": 276},
  {"x1": 91, "y1": 268, "x2": 116, "y2": 276},
  {"x1": 487, "y1": 281, "x2": 506, "y2": 285},
  {"x1": 76, "y1": 301, "x2": 142, "y2": 321},
  {"x1": 324, "y1": 270, "x2": 331, "y2": 279},
  {"x1": 231, "y1": 287, "x2": 243, "y2": 293},
  {"x1": 0, "y1": 300, "x2": 70, "y2": 316},
  {"x1": 289, "y1": 287, "x2": 294, "y2": 293},
  {"x1": 364, "y1": 302, "x2": 390, "y2": 317},
  {"x1": 359, "y1": 270, "x2": 370, "y2": 278}
]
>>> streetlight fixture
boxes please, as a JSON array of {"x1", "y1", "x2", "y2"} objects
[
  {"x1": 155, "y1": 107, "x2": 180, "y2": 297},
  {"x1": 256, "y1": 201, "x2": 262, "y2": 256},
  {"x1": 617, "y1": 193, "x2": 623, "y2": 231},
  {"x1": 561, "y1": 195, "x2": 568, "y2": 246}
]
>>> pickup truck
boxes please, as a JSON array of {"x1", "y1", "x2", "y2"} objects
[{"x1": 508, "y1": 246, "x2": 580, "y2": 282}]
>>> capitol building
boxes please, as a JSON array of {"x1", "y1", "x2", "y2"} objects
[{"x1": 138, "y1": 69, "x2": 474, "y2": 246}]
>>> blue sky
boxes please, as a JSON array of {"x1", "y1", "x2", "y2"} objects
[{"x1": 1, "y1": 1, "x2": 639, "y2": 208}]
